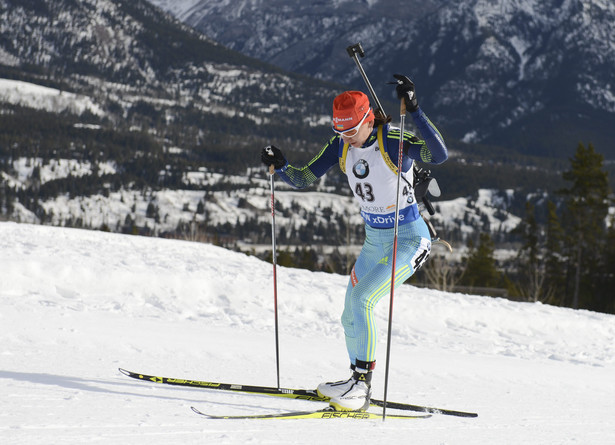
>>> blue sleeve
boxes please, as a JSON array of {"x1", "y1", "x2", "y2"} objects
[
  {"x1": 275, "y1": 136, "x2": 341, "y2": 189},
  {"x1": 385, "y1": 108, "x2": 448, "y2": 167},
  {"x1": 407, "y1": 108, "x2": 448, "y2": 164}
]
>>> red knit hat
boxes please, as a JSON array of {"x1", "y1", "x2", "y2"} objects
[{"x1": 332, "y1": 91, "x2": 374, "y2": 132}]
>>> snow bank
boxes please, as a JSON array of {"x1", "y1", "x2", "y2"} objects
[{"x1": 1, "y1": 222, "x2": 614, "y2": 444}]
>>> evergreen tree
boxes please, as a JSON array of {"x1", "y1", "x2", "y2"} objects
[
  {"x1": 295, "y1": 247, "x2": 319, "y2": 271},
  {"x1": 460, "y1": 233, "x2": 500, "y2": 289},
  {"x1": 543, "y1": 201, "x2": 566, "y2": 305},
  {"x1": 276, "y1": 249, "x2": 296, "y2": 268},
  {"x1": 597, "y1": 222, "x2": 615, "y2": 313},
  {"x1": 513, "y1": 202, "x2": 554, "y2": 302},
  {"x1": 558, "y1": 143, "x2": 611, "y2": 309}
]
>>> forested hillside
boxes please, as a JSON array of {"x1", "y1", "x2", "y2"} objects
[{"x1": 0, "y1": 0, "x2": 613, "y2": 313}]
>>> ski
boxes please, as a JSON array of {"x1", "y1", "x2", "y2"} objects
[
  {"x1": 190, "y1": 406, "x2": 431, "y2": 420},
  {"x1": 119, "y1": 368, "x2": 477, "y2": 418}
]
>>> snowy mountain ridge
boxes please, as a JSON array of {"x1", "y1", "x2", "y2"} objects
[
  {"x1": 0, "y1": 0, "x2": 336, "y2": 140},
  {"x1": 148, "y1": 0, "x2": 615, "y2": 158}
]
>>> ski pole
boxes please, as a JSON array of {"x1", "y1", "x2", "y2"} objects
[
  {"x1": 382, "y1": 95, "x2": 407, "y2": 421},
  {"x1": 346, "y1": 43, "x2": 387, "y2": 121},
  {"x1": 269, "y1": 164, "x2": 281, "y2": 389}
]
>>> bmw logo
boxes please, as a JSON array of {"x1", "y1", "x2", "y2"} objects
[{"x1": 353, "y1": 159, "x2": 369, "y2": 179}]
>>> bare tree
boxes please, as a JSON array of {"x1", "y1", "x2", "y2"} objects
[{"x1": 423, "y1": 253, "x2": 461, "y2": 292}]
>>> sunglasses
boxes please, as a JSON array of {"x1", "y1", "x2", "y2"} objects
[{"x1": 332, "y1": 108, "x2": 372, "y2": 138}]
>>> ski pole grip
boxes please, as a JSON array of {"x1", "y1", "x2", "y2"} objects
[
  {"x1": 269, "y1": 164, "x2": 275, "y2": 175},
  {"x1": 346, "y1": 43, "x2": 365, "y2": 58},
  {"x1": 400, "y1": 98, "x2": 407, "y2": 115}
]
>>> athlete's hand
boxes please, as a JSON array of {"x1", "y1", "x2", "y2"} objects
[
  {"x1": 393, "y1": 74, "x2": 419, "y2": 113},
  {"x1": 261, "y1": 145, "x2": 287, "y2": 170}
]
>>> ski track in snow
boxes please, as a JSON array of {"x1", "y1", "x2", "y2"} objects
[{"x1": 1, "y1": 222, "x2": 614, "y2": 444}]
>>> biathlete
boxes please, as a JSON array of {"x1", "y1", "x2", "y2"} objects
[{"x1": 260, "y1": 75, "x2": 448, "y2": 411}]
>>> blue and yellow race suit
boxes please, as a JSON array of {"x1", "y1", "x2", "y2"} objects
[{"x1": 274, "y1": 108, "x2": 448, "y2": 365}]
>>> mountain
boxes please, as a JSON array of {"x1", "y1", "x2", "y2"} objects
[
  {"x1": 0, "y1": 0, "x2": 609, "y2": 282},
  {"x1": 1, "y1": 2, "x2": 613, "y2": 312},
  {"x1": 0, "y1": 0, "x2": 338, "y2": 156},
  {"x1": 0, "y1": 0, "x2": 569, "y2": 236},
  {"x1": 2, "y1": 222, "x2": 614, "y2": 443},
  {"x1": 148, "y1": 0, "x2": 615, "y2": 159}
]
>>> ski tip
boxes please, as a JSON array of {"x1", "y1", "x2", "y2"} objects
[
  {"x1": 191, "y1": 406, "x2": 210, "y2": 417},
  {"x1": 426, "y1": 408, "x2": 478, "y2": 418},
  {"x1": 457, "y1": 411, "x2": 478, "y2": 418},
  {"x1": 428, "y1": 407, "x2": 478, "y2": 418},
  {"x1": 118, "y1": 367, "x2": 130, "y2": 376}
]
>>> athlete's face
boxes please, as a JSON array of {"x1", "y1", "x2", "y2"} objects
[{"x1": 342, "y1": 121, "x2": 374, "y2": 148}]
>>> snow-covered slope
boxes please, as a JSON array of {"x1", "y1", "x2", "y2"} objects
[
  {"x1": 0, "y1": 79, "x2": 104, "y2": 116},
  {"x1": 1, "y1": 222, "x2": 614, "y2": 444}
]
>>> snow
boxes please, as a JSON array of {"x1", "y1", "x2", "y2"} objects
[
  {"x1": 6, "y1": 154, "x2": 526, "y2": 245},
  {"x1": 1, "y1": 221, "x2": 614, "y2": 444},
  {"x1": 509, "y1": 35, "x2": 531, "y2": 80},
  {"x1": 0, "y1": 79, "x2": 104, "y2": 116},
  {"x1": 0, "y1": 47, "x2": 19, "y2": 67},
  {"x1": 10, "y1": 158, "x2": 117, "y2": 186},
  {"x1": 432, "y1": 189, "x2": 522, "y2": 236}
]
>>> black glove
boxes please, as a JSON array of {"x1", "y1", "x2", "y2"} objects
[
  {"x1": 393, "y1": 74, "x2": 419, "y2": 113},
  {"x1": 261, "y1": 145, "x2": 287, "y2": 170}
]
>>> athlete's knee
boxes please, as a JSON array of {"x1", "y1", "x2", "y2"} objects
[
  {"x1": 351, "y1": 290, "x2": 380, "y2": 316},
  {"x1": 341, "y1": 304, "x2": 354, "y2": 332}
]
